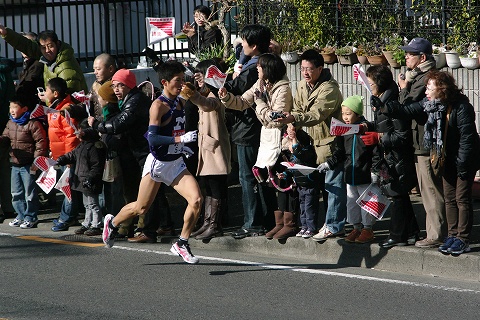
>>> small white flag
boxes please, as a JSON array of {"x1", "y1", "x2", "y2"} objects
[
  {"x1": 146, "y1": 17, "x2": 175, "y2": 45},
  {"x1": 204, "y1": 65, "x2": 227, "y2": 89},
  {"x1": 330, "y1": 117, "x2": 360, "y2": 136},
  {"x1": 55, "y1": 167, "x2": 72, "y2": 202},
  {"x1": 36, "y1": 167, "x2": 57, "y2": 194},
  {"x1": 353, "y1": 63, "x2": 372, "y2": 94}
]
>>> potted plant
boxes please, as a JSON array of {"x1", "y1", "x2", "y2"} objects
[
  {"x1": 335, "y1": 45, "x2": 358, "y2": 66},
  {"x1": 383, "y1": 35, "x2": 405, "y2": 68},
  {"x1": 365, "y1": 42, "x2": 388, "y2": 65},
  {"x1": 279, "y1": 40, "x2": 302, "y2": 64},
  {"x1": 432, "y1": 45, "x2": 447, "y2": 69},
  {"x1": 445, "y1": 43, "x2": 465, "y2": 69},
  {"x1": 320, "y1": 45, "x2": 337, "y2": 64},
  {"x1": 459, "y1": 43, "x2": 479, "y2": 70},
  {"x1": 355, "y1": 44, "x2": 369, "y2": 65}
]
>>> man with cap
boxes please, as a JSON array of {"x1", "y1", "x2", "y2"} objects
[
  {"x1": 89, "y1": 69, "x2": 172, "y2": 243},
  {"x1": 398, "y1": 37, "x2": 446, "y2": 248}
]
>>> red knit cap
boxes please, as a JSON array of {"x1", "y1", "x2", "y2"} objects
[{"x1": 112, "y1": 69, "x2": 137, "y2": 89}]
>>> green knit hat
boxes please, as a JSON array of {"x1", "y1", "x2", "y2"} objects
[{"x1": 342, "y1": 95, "x2": 364, "y2": 115}]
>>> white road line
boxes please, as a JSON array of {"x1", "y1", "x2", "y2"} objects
[{"x1": 113, "y1": 245, "x2": 480, "y2": 295}]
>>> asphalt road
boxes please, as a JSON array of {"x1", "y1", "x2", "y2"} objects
[{"x1": 1, "y1": 234, "x2": 479, "y2": 320}]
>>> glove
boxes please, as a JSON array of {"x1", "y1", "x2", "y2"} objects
[
  {"x1": 371, "y1": 173, "x2": 379, "y2": 185},
  {"x1": 180, "y1": 82, "x2": 196, "y2": 100},
  {"x1": 180, "y1": 130, "x2": 198, "y2": 143},
  {"x1": 181, "y1": 146, "x2": 194, "y2": 158},
  {"x1": 361, "y1": 132, "x2": 380, "y2": 146},
  {"x1": 370, "y1": 95, "x2": 384, "y2": 112},
  {"x1": 317, "y1": 162, "x2": 331, "y2": 173}
]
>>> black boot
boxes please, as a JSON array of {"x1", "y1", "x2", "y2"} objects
[
  {"x1": 190, "y1": 196, "x2": 212, "y2": 237},
  {"x1": 196, "y1": 198, "x2": 224, "y2": 240}
]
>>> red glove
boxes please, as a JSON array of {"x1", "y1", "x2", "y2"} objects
[{"x1": 361, "y1": 132, "x2": 380, "y2": 146}]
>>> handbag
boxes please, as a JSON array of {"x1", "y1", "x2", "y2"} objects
[
  {"x1": 102, "y1": 157, "x2": 122, "y2": 182},
  {"x1": 430, "y1": 105, "x2": 451, "y2": 178}
]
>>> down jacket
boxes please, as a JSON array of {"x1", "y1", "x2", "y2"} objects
[
  {"x1": 2, "y1": 28, "x2": 88, "y2": 93},
  {"x1": 0, "y1": 118, "x2": 47, "y2": 165}
]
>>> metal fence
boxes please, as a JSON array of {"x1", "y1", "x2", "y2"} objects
[{"x1": 0, "y1": 0, "x2": 239, "y2": 76}]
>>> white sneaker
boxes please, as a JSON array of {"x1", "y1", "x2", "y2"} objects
[
  {"x1": 312, "y1": 225, "x2": 345, "y2": 241},
  {"x1": 170, "y1": 242, "x2": 199, "y2": 264},
  {"x1": 9, "y1": 218, "x2": 22, "y2": 227},
  {"x1": 102, "y1": 214, "x2": 117, "y2": 248},
  {"x1": 20, "y1": 220, "x2": 38, "y2": 229}
]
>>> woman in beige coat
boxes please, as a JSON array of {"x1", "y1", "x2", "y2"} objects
[{"x1": 181, "y1": 59, "x2": 231, "y2": 240}]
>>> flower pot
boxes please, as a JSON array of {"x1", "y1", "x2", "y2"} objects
[
  {"x1": 383, "y1": 50, "x2": 402, "y2": 68},
  {"x1": 321, "y1": 52, "x2": 337, "y2": 64},
  {"x1": 280, "y1": 51, "x2": 299, "y2": 64},
  {"x1": 432, "y1": 53, "x2": 447, "y2": 69},
  {"x1": 460, "y1": 57, "x2": 479, "y2": 70},
  {"x1": 366, "y1": 54, "x2": 388, "y2": 66},
  {"x1": 337, "y1": 53, "x2": 359, "y2": 66},
  {"x1": 357, "y1": 55, "x2": 369, "y2": 65},
  {"x1": 445, "y1": 51, "x2": 461, "y2": 69}
]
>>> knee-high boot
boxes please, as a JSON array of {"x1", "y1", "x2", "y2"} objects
[
  {"x1": 191, "y1": 196, "x2": 212, "y2": 237},
  {"x1": 265, "y1": 210, "x2": 284, "y2": 239},
  {"x1": 196, "y1": 198, "x2": 223, "y2": 240},
  {"x1": 274, "y1": 211, "x2": 297, "y2": 240}
]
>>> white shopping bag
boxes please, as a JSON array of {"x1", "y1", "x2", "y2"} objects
[
  {"x1": 55, "y1": 167, "x2": 72, "y2": 202},
  {"x1": 356, "y1": 183, "x2": 392, "y2": 220},
  {"x1": 36, "y1": 166, "x2": 57, "y2": 194}
]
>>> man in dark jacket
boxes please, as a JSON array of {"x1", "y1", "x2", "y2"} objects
[
  {"x1": 221, "y1": 24, "x2": 277, "y2": 239},
  {"x1": 182, "y1": 5, "x2": 223, "y2": 55},
  {"x1": 89, "y1": 69, "x2": 171, "y2": 243},
  {"x1": 398, "y1": 37, "x2": 445, "y2": 248}
]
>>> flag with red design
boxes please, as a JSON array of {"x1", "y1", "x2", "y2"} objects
[
  {"x1": 353, "y1": 63, "x2": 372, "y2": 94},
  {"x1": 204, "y1": 65, "x2": 227, "y2": 89},
  {"x1": 330, "y1": 117, "x2": 360, "y2": 136},
  {"x1": 280, "y1": 162, "x2": 317, "y2": 175},
  {"x1": 72, "y1": 91, "x2": 91, "y2": 116},
  {"x1": 34, "y1": 156, "x2": 56, "y2": 172},
  {"x1": 36, "y1": 167, "x2": 57, "y2": 194},
  {"x1": 55, "y1": 167, "x2": 72, "y2": 202},
  {"x1": 146, "y1": 17, "x2": 175, "y2": 45},
  {"x1": 356, "y1": 183, "x2": 392, "y2": 219},
  {"x1": 30, "y1": 104, "x2": 57, "y2": 119}
]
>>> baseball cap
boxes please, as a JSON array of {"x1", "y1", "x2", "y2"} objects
[{"x1": 400, "y1": 38, "x2": 432, "y2": 55}]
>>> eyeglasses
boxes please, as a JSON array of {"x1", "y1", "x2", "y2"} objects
[
  {"x1": 110, "y1": 83, "x2": 125, "y2": 89},
  {"x1": 300, "y1": 67, "x2": 317, "y2": 73},
  {"x1": 425, "y1": 86, "x2": 438, "y2": 92}
]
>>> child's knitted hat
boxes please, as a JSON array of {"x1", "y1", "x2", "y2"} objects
[
  {"x1": 98, "y1": 80, "x2": 118, "y2": 103},
  {"x1": 342, "y1": 95, "x2": 364, "y2": 115}
]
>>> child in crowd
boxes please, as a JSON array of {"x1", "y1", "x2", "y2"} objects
[
  {"x1": 0, "y1": 96, "x2": 47, "y2": 228},
  {"x1": 44, "y1": 77, "x2": 87, "y2": 231},
  {"x1": 56, "y1": 119, "x2": 106, "y2": 236},
  {"x1": 270, "y1": 124, "x2": 319, "y2": 239},
  {"x1": 318, "y1": 96, "x2": 377, "y2": 243}
]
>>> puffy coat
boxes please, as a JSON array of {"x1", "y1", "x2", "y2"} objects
[
  {"x1": 291, "y1": 68, "x2": 343, "y2": 164},
  {"x1": 2, "y1": 28, "x2": 88, "y2": 93},
  {"x1": 327, "y1": 118, "x2": 374, "y2": 186},
  {"x1": 56, "y1": 138, "x2": 106, "y2": 196},
  {"x1": 0, "y1": 118, "x2": 47, "y2": 165},
  {"x1": 92, "y1": 87, "x2": 150, "y2": 166},
  {"x1": 47, "y1": 95, "x2": 83, "y2": 160}
]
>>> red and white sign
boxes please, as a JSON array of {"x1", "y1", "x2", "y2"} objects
[
  {"x1": 356, "y1": 183, "x2": 392, "y2": 220},
  {"x1": 330, "y1": 117, "x2": 360, "y2": 136},
  {"x1": 36, "y1": 167, "x2": 57, "y2": 194},
  {"x1": 34, "y1": 156, "x2": 57, "y2": 172},
  {"x1": 204, "y1": 65, "x2": 227, "y2": 89},
  {"x1": 146, "y1": 17, "x2": 175, "y2": 45},
  {"x1": 55, "y1": 167, "x2": 72, "y2": 202}
]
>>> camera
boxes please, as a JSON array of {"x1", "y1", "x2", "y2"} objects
[{"x1": 270, "y1": 111, "x2": 286, "y2": 120}]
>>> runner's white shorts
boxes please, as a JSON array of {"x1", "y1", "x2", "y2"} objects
[{"x1": 142, "y1": 153, "x2": 187, "y2": 186}]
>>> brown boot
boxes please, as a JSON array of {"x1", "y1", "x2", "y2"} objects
[
  {"x1": 196, "y1": 198, "x2": 224, "y2": 240},
  {"x1": 190, "y1": 196, "x2": 212, "y2": 237},
  {"x1": 265, "y1": 210, "x2": 284, "y2": 239},
  {"x1": 274, "y1": 211, "x2": 297, "y2": 240}
]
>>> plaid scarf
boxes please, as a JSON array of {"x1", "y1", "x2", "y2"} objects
[{"x1": 423, "y1": 99, "x2": 447, "y2": 156}]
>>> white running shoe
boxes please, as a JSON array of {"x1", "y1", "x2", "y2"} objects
[
  {"x1": 102, "y1": 214, "x2": 117, "y2": 248},
  {"x1": 9, "y1": 218, "x2": 22, "y2": 227},
  {"x1": 170, "y1": 242, "x2": 199, "y2": 264},
  {"x1": 20, "y1": 220, "x2": 38, "y2": 229}
]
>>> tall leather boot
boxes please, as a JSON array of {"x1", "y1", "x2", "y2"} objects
[
  {"x1": 265, "y1": 210, "x2": 284, "y2": 239},
  {"x1": 274, "y1": 211, "x2": 297, "y2": 240},
  {"x1": 196, "y1": 198, "x2": 223, "y2": 240},
  {"x1": 191, "y1": 196, "x2": 212, "y2": 237}
]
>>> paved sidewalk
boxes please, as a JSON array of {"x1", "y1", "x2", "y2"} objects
[{"x1": 1, "y1": 186, "x2": 479, "y2": 282}]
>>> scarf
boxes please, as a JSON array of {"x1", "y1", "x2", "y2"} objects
[
  {"x1": 10, "y1": 111, "x2": 31, "y2": 125},
  {"x1": 423, "y1": 99, "x2": 447, "y2": 156},
  {"x1": 404, "y1": 59, "x2": 436, "y2": 83}
]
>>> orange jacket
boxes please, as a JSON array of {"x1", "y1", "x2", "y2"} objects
[{"x1": 47, "y1": 95, "x2": 80, "y2": 160}]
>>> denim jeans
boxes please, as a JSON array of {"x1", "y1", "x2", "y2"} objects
[
  {"x1": 58, "y1": 165, "x2": 81, "y2": 223},
  {"x1": 324, "y1": 164, "x2": 347, "y2": 233},
  {"x1": 298, "y1": 186, "x2": 319, "y2": 232},
  {"x1": 82, "y1": 194, "x2": 102, "y2": 228},
  {"x1": 11, "y1": 165, "x2": 39, "y2": 222},
  {"x1": 237, "y1": 144, "x2": 263, "y2": 230}
]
